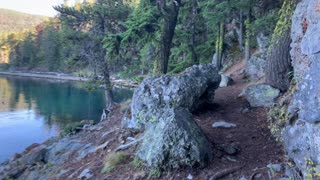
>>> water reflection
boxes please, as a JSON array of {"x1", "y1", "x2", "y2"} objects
[{"x1": 0, "y1": 76, "x2": 133, "y2": 163}]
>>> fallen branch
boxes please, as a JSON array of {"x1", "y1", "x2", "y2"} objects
[
  {"x1": 114, "y1": 137, "x2": 143, "y2": 152},
  {"x1": 209, "y1": 165, "x2": 245, "y2": 180}
]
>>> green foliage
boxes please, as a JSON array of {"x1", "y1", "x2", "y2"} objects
[
  {"x1": 60, "y1": 121, "x2": 83, "y2": 137},
  {"x1": 271, "y1": 0, "x2": 297, "y2": 45},
  {"x1": 101, "y1": 152, "x2": 130, "y2": 174},
  {"x1": 132, "y1": 157, "x2": 143, "y2": 169},
  {"x1": 250, "y1": 10, "x2": 279, "y2": 36},
  {"x1": 267, "y1": 104, "x2": 289, "y2": 141},
  {"x1": 1, "y1": 0, "x2": 282, "y2": 80},
  {"x1": 148, "y1": 168, "x2": 161, "y2": 178}
]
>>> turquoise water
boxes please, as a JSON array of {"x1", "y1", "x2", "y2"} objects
[{"x1": 0, "y1": 76, "x2": 132, "y2": 163}]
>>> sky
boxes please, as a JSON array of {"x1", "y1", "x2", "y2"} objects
[{"x1": 0, "y1": 0, "x2": 66, "y2": 17}]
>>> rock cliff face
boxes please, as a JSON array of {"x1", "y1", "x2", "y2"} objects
[{"x1": 284, "y1": 0, "x2": 320, "y2": 176}]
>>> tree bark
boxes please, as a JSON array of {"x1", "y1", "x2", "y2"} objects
[
  {"x1": 265, "y1": 0, "x2": 298, "y2": 92},
  {"x1": 266, "y1": 28, "x2": 292, "y2": 92},
  {"x1": 244, "y1": 10, "x2": 251, "y2": 63},
  {"x1": 212, "y1": 21, "x2": 224, "y2": 70},
  {"x1": 159, "y1": 0, "x2": 180, "y2": 74},
  {"x1": 190, "y1": 0, "x2": 198, "y2": 65},
  {"x1": 101, "y1": 51, "x2": 115, "y2": 110},
  {"x1": 239, "y1": 11, "x2": 244, "y2": 52}
]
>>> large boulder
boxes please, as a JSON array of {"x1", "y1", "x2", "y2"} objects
[
  {"x1": 283, "y1": 0, "x2": 320, "y2": 176},
  {"x1": 127, "y1": 64, "x2": 219, "y2": 170},
  {"x1": 137, "y1": 108, "x2": 212, "y2": 169},
  {"x1": 128, "y1": 64, "x2": 220, "y2": 130},
  {"x1": 243, "y1": 84, "x2": 280, "y2": 107}
]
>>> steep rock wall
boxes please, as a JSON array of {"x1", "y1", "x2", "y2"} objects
[{"x1": 284, "y1": 0, "x2": 320, "y2": 175}]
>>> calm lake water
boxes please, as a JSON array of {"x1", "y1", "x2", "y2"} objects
[{"x1": 0, "y1": 76, "x2": 133, "y2": 163}]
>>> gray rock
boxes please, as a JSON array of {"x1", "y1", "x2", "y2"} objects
[
  {"x1": 245, "y1": 53, "x2": 267, "y2": 80},
  {"x1": 21, "y1": 145, "x2": 47, "y2": 166},
  {"x1": 245, "y1": 33, "x2": 269, "y2": 80},
  {"x1": 222, "y1": 144, "x2": 240, "y2": 155},
  {"x1": 301, "y1": 0, "x2": 320, "y2": 55},
  {"x1": 256, "y1": 33, "x2": 270, "y2": 54},
  {"x1": 239, "y1": 176, "x2": 248, "y2": 180},
  {"x1": 78, "y1": 168, "x2": 93, "y2": 179},
  {"x1": 212, "y1": 121, "x2": 237, "y2": 128},
  {"x1": 267, "y1": 163, "x2": 282, "y2": 172},
  {"x1": 137, "y1": 108, "x2": 213, "y2": 169},
  {"x1": 244, "y1": 84, "x2": 280, "y2": 107},
  {"x1": 219, "y1": 75, "x2": 234, "y2": 87},
  {"x1": 46, "y1": 138, "x2": 82, "y2": 165},
  {"x1": 283, "y1": 0, "x2": 320, "y2": 176},
  {"x1": 77, "y1": 144, "x2": 96, "y2": 160},
  {"x1": 128, "y1": 64, "x2": 220, "y2": 130}
]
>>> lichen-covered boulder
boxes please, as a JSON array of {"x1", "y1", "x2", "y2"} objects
[
  {"x1": 243, "y1": 84, "x2": 280, "y2": 107},
  {"x1": 137, "y1": 108, "x2": 212, "y2": 169},
  {"x1": 128, "y1": 64, "x2": 220, "y2": 130}
]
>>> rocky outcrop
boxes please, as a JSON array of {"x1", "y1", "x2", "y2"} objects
[
  {"x1": 127, "y1": 64, "x2": 220, "y2": 169},
  {"x1": 242, "y1": 84, "x2": 280, "y2": 107},
  {"x1": 0, "y1": 123, "x2": 112, "y2": 180},
  {"x1": 283, "y1": 0, "x2": 320, "y2": 176},
  {"x1": 128, "y1": 64, "x2": 221, "y2": 130},
  {"x1": 245, "y1": 33, "x2": 269, "y2": 80}
]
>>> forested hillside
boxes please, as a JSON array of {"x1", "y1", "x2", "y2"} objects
[{"x1": 0, "y1": 8, "x2": 48, "y2": 33}]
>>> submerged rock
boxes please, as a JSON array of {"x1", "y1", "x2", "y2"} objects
[
  {"x1": 243, "y1": 84, "x2": 280, "y2": 107},
  {"x1": 137, "y1": 108, "x2": 213, "y2": 169}
]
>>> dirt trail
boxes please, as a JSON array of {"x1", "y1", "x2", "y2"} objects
[{"x1": 190, "y1": 61, "x2": 285, "y2": 179}]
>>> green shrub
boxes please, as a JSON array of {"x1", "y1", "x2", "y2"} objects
[
  {"x1": 101, "y1": 152, "x2": 130, "y2": 174},
  {"x1": 60, "y1": 122, "x2": 83, "y2": 137},
  {"x1": 148, "y1": 168, "x2": 161, "y2": 178},
  {"x1": 132, "y1": 157, "x2": 143, "y2": 169}
]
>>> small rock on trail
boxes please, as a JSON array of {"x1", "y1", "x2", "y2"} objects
[{"x1": 212, "y1": 121, "x2": 237, "y2": 128}]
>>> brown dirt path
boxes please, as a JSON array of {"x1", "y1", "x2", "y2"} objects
[{"x1": 187, "y1": 61, "x2": 285, "y2": 179}]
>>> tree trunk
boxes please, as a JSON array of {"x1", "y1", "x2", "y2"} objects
[
  {"x1": 239, "y1": 11, "x2": 244, "y2": 52},
  {"x1": 265, "y1": 0, "x2": 298, "y2": 92},
  {"x1": 101, "y1": 53, "x2": 115, "y2": 110},
  {"x1": 212, "y1": 21, "x2": 224, "y2": 70},
  {"x1": 190, "y1": 0, "x2": 198, "y2": 65},
  {"x1": 159, "y1": 0, "x2": 180, "y2": 74},
  {"x1": 266, "y1": 29, "x2": 292, "y2": 91},
  {"x1": 244, "y1": 10, "x2": 251, "y2": 63}
]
